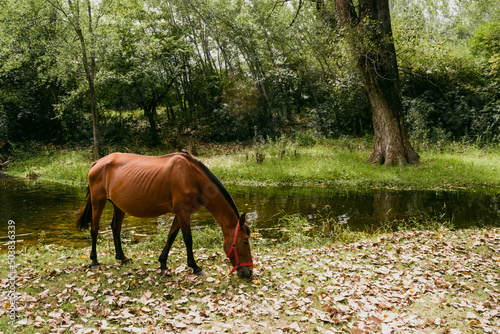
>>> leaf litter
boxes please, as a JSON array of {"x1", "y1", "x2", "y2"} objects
[{"x1": 1, "y1": 228, "x2": 499, "y2": 333}]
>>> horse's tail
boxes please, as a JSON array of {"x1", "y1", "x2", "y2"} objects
[{"x1": 76, "y1": 186, "x2": 93, "y2": 230}]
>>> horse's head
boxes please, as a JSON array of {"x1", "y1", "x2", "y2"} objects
[{"x1": 225, "y1": 213, "x2": 253, "y2": 278}]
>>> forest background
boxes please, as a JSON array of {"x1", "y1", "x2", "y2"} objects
[{"x1": 0, "y1": 0, "x2": 499, "y2": 158}]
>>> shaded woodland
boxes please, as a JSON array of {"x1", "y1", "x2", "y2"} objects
[{"x1": 0, "y1": 0, "x2": 498, "y2": 157}]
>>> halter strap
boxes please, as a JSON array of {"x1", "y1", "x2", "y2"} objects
[{"x1": 225, "y1": 219, "x2": 253, "y2": 275}]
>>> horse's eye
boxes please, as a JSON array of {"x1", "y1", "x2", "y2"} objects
[{"x1": 242, "y1": 240, "x2": 249, "y2": 246}]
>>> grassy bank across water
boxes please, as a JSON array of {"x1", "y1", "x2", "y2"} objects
[
  {"x1": 4, "y1": 139, "x2": 500, "y2": 191},
  {"x1": 4, "y1": 147, "x2": 93, "y2": 186},
  {"x1": 1, "y1": 223, "x2": 499, "y2": 333}
]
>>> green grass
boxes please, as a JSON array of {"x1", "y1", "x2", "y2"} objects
[
  {"x1": 204, "y1": 137, "x2": 500, "y2": 190},
  {"x1": 5, "y1": 145, "x2": 93, "y2": 186},
  {"x1": 4, "y1": 137, "x2": 500, "y2": 190}
]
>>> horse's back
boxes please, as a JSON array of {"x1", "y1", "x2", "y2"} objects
[{"x1": 88, "y1": 152, "x2": 201, "y2": 217}]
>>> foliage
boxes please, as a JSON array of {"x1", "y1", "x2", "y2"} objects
[
  {"x1": 0, "y1": 0, "x2": 498, "y2": 148},
  {"x1": 308, "y1": 81, "x2": 371, "y2": 138},
  {"x1": 0, "y1": 1, "x2": 64, "y2": 143},
  {"x1": 471, "y1": 20, "x2": 500, "y2": 76},
  {"x1": 392, "y1": 0, "x2": 500, "y2": 146}
]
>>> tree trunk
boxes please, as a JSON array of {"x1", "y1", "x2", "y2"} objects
[
  {"x1": 46, "y1": 0, "x2": 107, "y2": 159},
  {"x1": 145, "y1": 102, "x2": 159, "y2": 146},
  {"x1": 89, "y1": 76, "x2": 101, "y2": 159},
  {"x1": 333, "y1": 0, "x2": 419, "y2": 165},
  {"x1": 86, "y1": 0, "x2": 101, "y2": 159},
  {"x1": 77, "y1": 28, "x2": 101, "y2": 159},
  {"x1": 133, "y1": 81, "x2": 160, "y2": 146}
]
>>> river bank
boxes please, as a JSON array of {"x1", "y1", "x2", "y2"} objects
[
  {"x1": 1, "y1": 226, "x2": 499, "y2": 333},
  {"x1": 3, "y1": 139, "x2": 500, "y2": 191}
]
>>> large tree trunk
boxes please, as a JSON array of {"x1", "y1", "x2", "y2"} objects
[
  {"x1": 333, "y1": 0, "x2": 420, "y2": 165},
  {"x1": 361, "y1": 53, "x2": 419, "y2": 165}
]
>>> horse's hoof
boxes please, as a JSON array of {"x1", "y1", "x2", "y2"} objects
[
  {"x1": 87, "y1": 262, "x2": 100, "y2": 269},
  {"x1": 195, "y1": 270, "x2": 207, "y2": 276},
  {"x1": 159, "y1": 269, "x2": 171, "y2": 276},
  {"x1": 121, "y1": 257, "x2": 133, "y2": 265}
]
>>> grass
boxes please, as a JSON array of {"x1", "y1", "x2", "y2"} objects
[
  {"x1": 4, "y1": 137, "x2": 500, "y2": 191},
  {"x1": 205, "y1": 137, "x2": 500, "y2": 190},
  {"x1": 1, "y1": 220, "x2": 499, "y2": 333},
  {"x1": 274, "y1": 210, "x2": 372, "y2": 246},
  {"x1": 5, "y1": 145, "x2": 93, "y2": 186}
]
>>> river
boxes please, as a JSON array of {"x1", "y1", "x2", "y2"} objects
[{"x1": 1, "y1": 174, "x2": 499, "y2": 250}]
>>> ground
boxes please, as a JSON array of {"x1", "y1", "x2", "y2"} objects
[{"x1": 1, "y1": 227, "x2": 499, "y2": 333}]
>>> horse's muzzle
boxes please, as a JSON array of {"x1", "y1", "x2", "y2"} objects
[{"x1": 237, "y1": 266, "x2": 253, "y2": 279}]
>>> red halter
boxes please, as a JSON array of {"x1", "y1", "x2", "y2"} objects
[{"x1": 225, "y1": 219, "x2": 253, "y2": 275}]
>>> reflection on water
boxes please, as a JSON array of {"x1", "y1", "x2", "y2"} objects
[{"x1": 1, "y1": 174, "x2": 499, "y2": 250}]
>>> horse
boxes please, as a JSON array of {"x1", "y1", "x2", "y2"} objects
[{"x1": 76, "y1": 152, "x2": 253, "y2": 278}]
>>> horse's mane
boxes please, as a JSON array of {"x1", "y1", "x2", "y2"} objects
[{"x1": 179, "y1": 152, "x2": 240, "y2": 218}]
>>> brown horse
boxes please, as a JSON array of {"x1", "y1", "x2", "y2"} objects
[{"x1": 76, "y1": 152, "x2": 253, "y2": 278}]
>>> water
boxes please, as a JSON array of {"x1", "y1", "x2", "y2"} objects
[{"x1": 1, "y1": 174, "x2": 499, "y2": 251}]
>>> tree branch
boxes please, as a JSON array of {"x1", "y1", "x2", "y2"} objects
[
  {"x1": 290, "y1": 0, "x2": 304, "y2": 26},
  {"x1": 267, "y1": 0, "x2": 288, "y2": 20},
  {"x1": 94, "y1": 0, "x2": 114, "y2": 32},
  {"x1": 46, "y1": 0, "x2": 76, "y2": 30},
  {"x1": 266, "y1": 0, "x2": 304, "y2": 27}
]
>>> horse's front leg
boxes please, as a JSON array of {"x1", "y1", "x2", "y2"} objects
[
  {"x1": 158, "y1": 216, "x2": 180, "y2": 275},
  {"x1": 177, "y1": 211, "x2": 205, "y2": 276}
]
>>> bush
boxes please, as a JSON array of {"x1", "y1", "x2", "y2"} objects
[
  {"x1": 471, "y1": 98, "x2": 500, "y2": 143},
  {"x1": 308, "y1": 84, "x2": 372, "y2": 139},
  {"x1": 401, "y1": 65, "x2": 500, "y2": 145},
  {"x1": 294, "y1": 129, "x2": 317, "y2": 147}
]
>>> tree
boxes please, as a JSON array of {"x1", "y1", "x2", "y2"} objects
[
  {"x1": 100, "y1": 0, "x2": 184, "y2": 145},
  {"x1": 472, "y1": 20, "x2": 500, "y2": 78},
  {"x1": 46, "y1": 0, "x2": 113, "y2": 158},
  {"x1": 317, "y1": 0, "x2": 420, "y2": 165},
  {"x1": 0, "y1": 0, "x2": 63, "y2": 142}
]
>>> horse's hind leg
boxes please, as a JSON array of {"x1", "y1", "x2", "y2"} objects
[
  {"x1": 158, "y1": 216, "x2": 180, "y2": 275},
  {"x1": 111, "y1": 204, "x2": 131, "y2": 264},
  {"x1": 89, "y1": 198, "x2": 106, "y2": 268}
]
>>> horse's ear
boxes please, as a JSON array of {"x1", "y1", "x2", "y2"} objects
[
  {"x1": 239, "y1": 213, "x2": 247, "y2": 226},
  {"x1": 239, "y1": 213, "x2": 251, "y2": 235}
]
